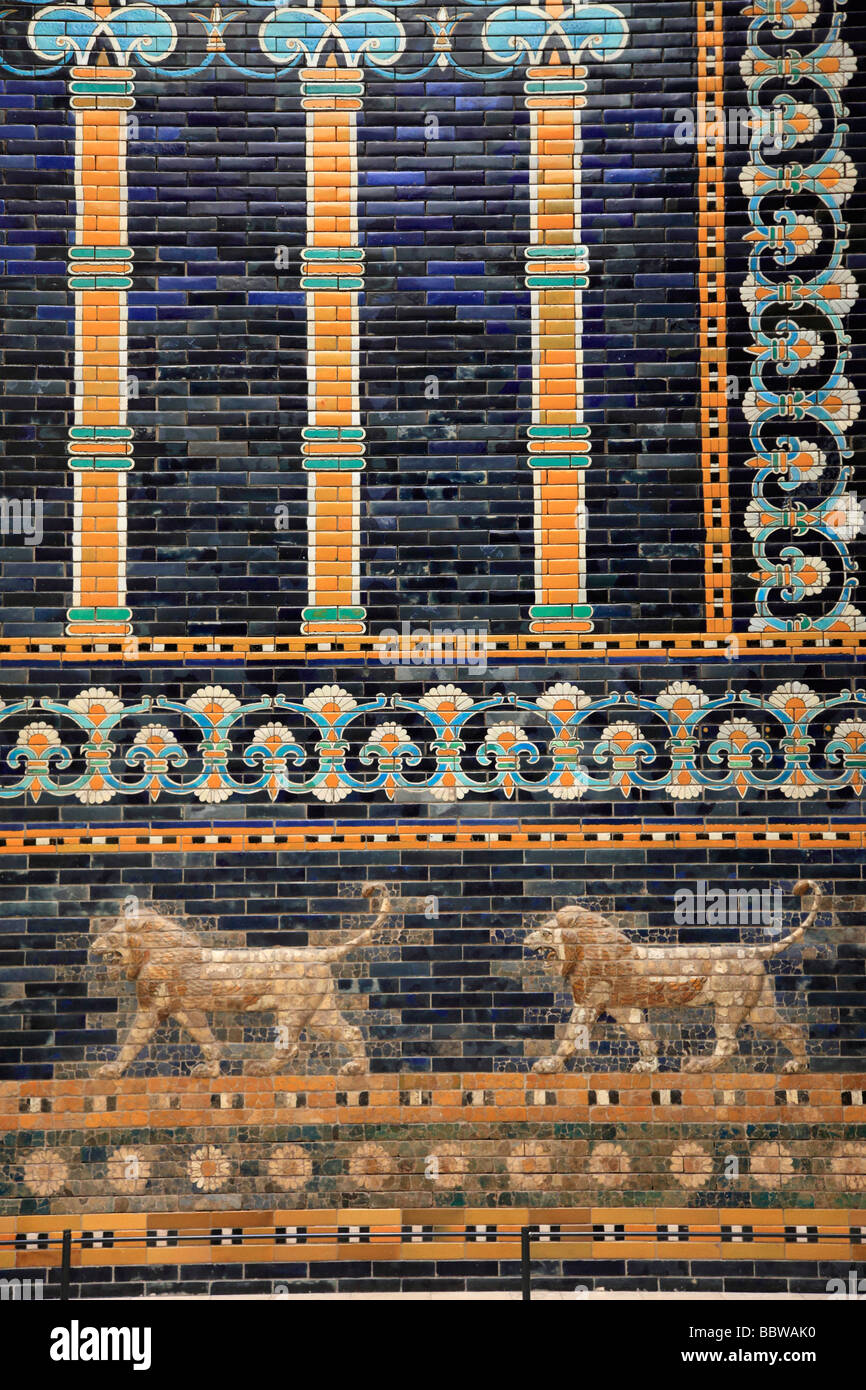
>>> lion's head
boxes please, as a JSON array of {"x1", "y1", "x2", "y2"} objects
[
  {"x1": 525, "y1": 905, "x2": 635, "y2": 979},
  {"x1": 91, "y1": 909, "x2": 202, "y2": 981},
  {"x1": 524, "y1": 919, "x2": 560, "y2": 963}
]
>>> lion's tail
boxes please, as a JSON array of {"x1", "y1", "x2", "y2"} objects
[
  {"x1": 755, "y1": 879, "x2": 821, "y2": 959},
  {"x1": 318, "y1": 882, "x2": 393, "y2": 962}
]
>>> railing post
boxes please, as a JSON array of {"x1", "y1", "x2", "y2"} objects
[
  {"x1": 60, "y1": 1229, "x2": 72, "y2": 1301},
  {"x1": 521, "y1": 1225, "x2": 532, "y2": 1302}
]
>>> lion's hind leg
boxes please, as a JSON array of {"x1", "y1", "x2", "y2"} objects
[
  {"x1": 683, "y1": 1000, "x2": 750, "y2": 1072},
  {"x1": 748, "y1": 976, "x2": 808, "y2": 1074},
  {"x1": 311, "y1": 1013, "x2": 369, "y2": 1075},
  {"x1": 247, "y1": 1009, "x2": 306, "y2": 1076}
]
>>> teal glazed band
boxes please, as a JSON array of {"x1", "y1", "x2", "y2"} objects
[
  {"x1": 66, "y1": 606, "x2": 133, "y2": 624},
  {"x1": 301, "y1": 606, "x2": 366, "y2": 623},
  {"x1": 528, "y1": 604, "x2": 594, "y2": 621}
]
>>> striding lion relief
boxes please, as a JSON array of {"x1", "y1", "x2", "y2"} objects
[
  {"x1": 524, "y1": 880, "x2": 820, "y2": 1074},
  {"x1": 90, "y1": 882, "x2": 392, "y2": 1078}
]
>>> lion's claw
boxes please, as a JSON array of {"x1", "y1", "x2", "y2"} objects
[
  {"x1": 532, "y1": 1057, "x2": 559, "y2": 1074},
  {"x1": 247, "y1": 1059, "x2": 281, "y2": 1076},
  {"x1": 96, "y1": 1061, "x2": 122, "y2": 1079}
]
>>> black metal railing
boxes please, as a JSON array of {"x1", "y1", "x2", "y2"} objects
[{"x1": 0, "y1": 1224, "x2": 856, "y2": 1302}]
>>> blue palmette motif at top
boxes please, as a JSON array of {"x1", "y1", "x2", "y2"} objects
[
  {"x1": 0, "y1": 680, "x2": 863, "y2": 805},
  {"x1": 6, "y1": 1, "x2": 628, "y2": 79}
]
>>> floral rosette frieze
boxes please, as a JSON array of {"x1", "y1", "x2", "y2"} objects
[
  {"x1": 0, "y1": 679, "x2": 864, "y2": 806},
  {"x1": 740, "y1": 0, "x2": 861, "y2": 633}
]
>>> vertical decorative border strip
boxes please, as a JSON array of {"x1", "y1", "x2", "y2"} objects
[
  {"x1": 524, "y1": 52, "x2": 593, "y2": 635},
  {"x1": 742, "y1": 0, "x2": 861, "y2": 633},
  {"x1": 299, "y1": 57, "x2": 366, "y2": 637},
  {"x1": 66, "y1": 53, "x2": 134, "y2": 638},
  {"x1": 698, "y1": 0, "x2": 733, "y2": 635}
]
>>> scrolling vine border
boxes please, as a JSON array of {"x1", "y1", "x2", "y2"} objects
[{"x1": 741, "y1": 0, "x2": 861, "y2": 633}]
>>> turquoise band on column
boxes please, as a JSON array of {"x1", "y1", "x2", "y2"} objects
[
  {"x1": 300, "y1": 274, "x2": 364, "y2": 290},
  {"x1": 525, "y1": 273, "x2": 588, "y2": 289},
  {"x1": 527, "y1": 424, "x2": 590, "y2": 438},
  {"x1": 68, "y1": 275, "x2": 133, "y2": 290},
  {"x1": 529, "y1": 604, "x2": 593, "y2": 620},
  {"x1": 302, "y1": 426, "x2": 365, "y2": 440},
  {"x1": 68, "y1": 80, "x2": 134, "y2": 95},
  {"x1": 69, "y1": 247, "x2": 133, "y2": 260},
  {"x1": 300, "y1": 80, "x2": 363, "y2": 96},
  {"x1": 69, "y1": 426, "x2": 134, "y2": 440},
  {"x1": 66, "y1": 607, "x2": 133, "y2": 623},
  {"x1": 523, "y1": 80, "x2": 586, "y2": 95},
  {"x1": 301, "y1": 248, "x2": 365, "y2": 262},
  {"x1": 524, "y1": 245, "x2": 587, "y2": 259},
  {"x1": 301, "y1": 606, "x2": 366, "y2": 623},
  {"x1": 302, "y1": 457, "x2": 365, "y2": 471},
  {"x1": 68, "y1": 457, "x2": 134, "y2": 471}
]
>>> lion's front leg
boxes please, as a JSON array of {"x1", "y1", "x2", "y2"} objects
[
  {"x1": 173, "y1": 1008, "x2": 222, "y2": 1078},
  {"x1": 96, "y1": 1007, "x2": 160, "y2": 1078},
  {"x1": 606, "y1": 1006, "x2": 659, "y2": 1072},
  {"x1": 533, "y1": 1003, "x2": 599, "y2": 1074}
]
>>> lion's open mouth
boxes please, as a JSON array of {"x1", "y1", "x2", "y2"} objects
[{"x1": 527, "y1": 942, "x2": 556, "y2": 961}]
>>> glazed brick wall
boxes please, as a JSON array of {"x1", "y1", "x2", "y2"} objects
[
  {"x1": 0, "y1": 0, "x2": 865, "y2": 1292},
  {"x1": 1, "y1": 848, "x2": 863, "y2": 1078}
]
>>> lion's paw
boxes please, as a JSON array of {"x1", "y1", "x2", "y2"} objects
[
  {"x1": 682, "y1": 1056, "x2": 714, "y2": 1073},
  {"x1": 532, "y1": 1057, "x2": 559, "y2": 1074},
  {"x1": 781, "y1": 1058, "x2": 807, "y2": 1074},
  {"x1": 190, "y1": 1062, "x2": 221, "y2": 1078},
  {"x1": 339, "y1": 1060, "x2": 366, "y2": 1075},
  {"x1": 95, "y1": 1061, "x2": 123, "y2": 1079},
  {"x1": 247, "y1": 1059, "x2": 281, "y2": 1076},
  {"x1": 632, "y1": 1058, "x2": 659, "y2": 1073}
]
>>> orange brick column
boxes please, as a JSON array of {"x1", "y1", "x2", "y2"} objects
[
  {"x1": 65, "y1": 52, "x2": 134, "y2": 638},
  {"x1": 299, "y1": 59, "x2": 365, "y2": 637},
  {"x1": 524, "y1": 57, "x2": 593, "y2": 635}
]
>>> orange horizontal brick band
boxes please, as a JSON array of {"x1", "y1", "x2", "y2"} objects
[
  {"x1": 0, "y1": 633, "x2": 862, "y2": 661},
  {"x1": 5, "y1": 1209, "x2": 865, "y2": 1270},
  {"x1": 71, "y1": 66, "x2": 135, "y2": 80},
  {"x1": 0, "y1": 822, "x2": 862, "y2": 857},
  {"x1": 300, "y1": 66, "x2": 362, "y2": 81},
  {"x1": 6, "y1": 1073, "x2": 866, "y2": 1136}
]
